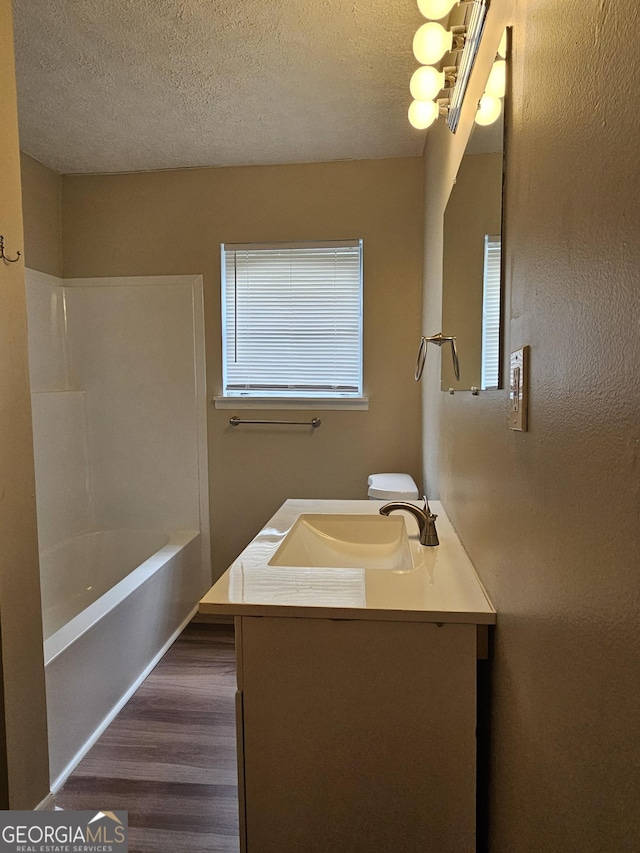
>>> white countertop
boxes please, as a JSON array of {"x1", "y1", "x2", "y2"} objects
[{"x1": 199, "y1": 500, "x2": 496, "y2": 624}]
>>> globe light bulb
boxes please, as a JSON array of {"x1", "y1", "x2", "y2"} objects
[
  {"x1": 475, "y1": 93, "x2": 502, "y2": 126},
  {"x1": 417, "y1": 0, "x2": 457, "y2": 20},
  {"x1": 410, "y1": 66, "x2": 445, "y2": 101},
  {"x1": 498, "y1": 28, "x2": 508, "y2": 59},
  {"x1": 485, "y1": 60, "x2": 506, "y2": 99},
  {"x1": 408, "y1": 100, "x2": 439, "y2": 130},
  {"x1": 413, "y1": 22, "x2": 453, "y2": 65}
]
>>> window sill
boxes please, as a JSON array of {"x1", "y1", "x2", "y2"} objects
[{"x1": 212, "y1": 396, "x2": 369, "y2": 411}]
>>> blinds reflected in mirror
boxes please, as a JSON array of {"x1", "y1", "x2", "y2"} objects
[{"x1": 481, "y1": 236, "x2": 501, "y2": 390}]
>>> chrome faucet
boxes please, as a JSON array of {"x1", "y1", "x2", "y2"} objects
[{"x1": 379, "y1": 496, "x2": 439, "y2": 547}]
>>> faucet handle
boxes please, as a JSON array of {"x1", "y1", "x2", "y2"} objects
[
  {"x1": 422, "y1": 495, "x2": 439, "y2": 546},
  {"x1": 422, "y1": 495, "x2": 437, "y2": 519}
]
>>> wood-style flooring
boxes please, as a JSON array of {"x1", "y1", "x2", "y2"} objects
[{"x1": 53, "y1": 622, "x2": 240, "y2": 853}]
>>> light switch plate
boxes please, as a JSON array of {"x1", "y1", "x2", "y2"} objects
[{"x1": 508, "y1": 346, "x2": 528, "y2": 431}]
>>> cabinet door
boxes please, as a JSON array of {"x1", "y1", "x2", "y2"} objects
[{"x1": 239, "y1": 616, "x2": 477, "y2": 853}]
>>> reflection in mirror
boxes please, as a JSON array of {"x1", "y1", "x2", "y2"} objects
[{"x1": 441, "y1": 104, "x2": 505, "y2": 391}]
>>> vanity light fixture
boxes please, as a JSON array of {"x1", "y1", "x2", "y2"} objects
[
  {"x1": 407, "y1": 0, "x2": 490, "y2": 134},
  {"x1": 475, "y1": 92, "x2": 502, "y2": 125},
  {"x1": 485, "y1": 59, "x2": 506, "y2": 98},
  {"x1": 410, "y1": 65, "x2": 455, "y2": 101},
  {"x1": 413, "y1": 21, "x2": 468, "y2": 65},
  {"x1": 474, "y1": 31, "x2": 508, "y2": 126},
  {"x1": 417, "y1": 0, "x2": 458, "y2": 19},
  {"x1": 408, "y1": 98, "x2": 449, "y2": 129}
]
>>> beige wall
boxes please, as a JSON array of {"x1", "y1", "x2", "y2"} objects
[
  {"x1": 20, "y1": 152, "x2": 62, "y2": 277},
  {"x1": 62, "y1": 158, "x2": 424, "y2": 576},
  {"x1": 422, "y1": 0, "x2": 640, "y2": 850},
  {"x1": 0, "y1": 0, "x2": 49, "y2": 807}
]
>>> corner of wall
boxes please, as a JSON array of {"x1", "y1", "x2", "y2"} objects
[{"x1": 20, "y1": 151, "x2": 63, "y2": 278}]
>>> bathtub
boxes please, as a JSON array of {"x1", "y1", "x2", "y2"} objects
[{"x1": 41, "y1": 528, "x2": 205, "y2": 790}]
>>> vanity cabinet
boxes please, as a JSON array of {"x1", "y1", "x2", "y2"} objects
[
  {"x1": 235, "y1": 615, "x2": 480, "y2": 853},
  {"x1": 199, "y1": 499, "x2": 495, "y2": 853}
]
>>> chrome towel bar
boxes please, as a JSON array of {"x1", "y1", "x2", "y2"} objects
[{"x1": 229, "y1": 416, "x2": 321, "y2": 428}]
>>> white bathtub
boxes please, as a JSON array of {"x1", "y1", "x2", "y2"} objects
[{"x1": 42, "y1": 528, "x2": 205, "y2": 790}]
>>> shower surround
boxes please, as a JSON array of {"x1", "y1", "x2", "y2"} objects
[{"x1": 25, "y1": 269, "x2": 210, "y2": 789}]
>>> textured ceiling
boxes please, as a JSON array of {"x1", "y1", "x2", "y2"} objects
[{"x1": 12, "y1": 0, "x2": 426, "y2": 174}]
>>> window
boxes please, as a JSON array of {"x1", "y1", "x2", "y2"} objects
[
  {"x1": 221, "y1": 240, "x2": 363, "y2": 399},
  {"x1": 481, "y1": 235, "x2": 501, "y2": 390}
]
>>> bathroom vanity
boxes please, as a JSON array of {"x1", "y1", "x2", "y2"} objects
[{"x1": 199, "y1": 500, "x2": 495, "y2": 853}]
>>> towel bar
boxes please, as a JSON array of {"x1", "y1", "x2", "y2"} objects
[{"x1": 229, "y1": 416, "x2": 321, "y2": 428}]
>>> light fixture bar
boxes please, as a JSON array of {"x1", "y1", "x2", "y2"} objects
[{"x1": 447, "y1": 0, "x2": 489, "y2": 132}]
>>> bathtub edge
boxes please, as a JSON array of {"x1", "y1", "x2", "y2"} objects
[
  {"x1": 48, "y1": 603, "x2": 198, "y2": 794},
  {"x1": 44, "y1": 529, "x2": 200, "y2": 665}
]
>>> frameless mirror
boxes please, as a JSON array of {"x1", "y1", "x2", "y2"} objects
[{"x1": 441, "y1": 74, "x2": 506, "y2": 391}]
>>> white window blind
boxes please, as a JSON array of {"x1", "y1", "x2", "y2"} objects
[
  {"x1": 221, "y1": 240, "x2": 363, "y2": 398},
  {"x1": 481, "y1": 235, "x2": 502, "y2": 390}
]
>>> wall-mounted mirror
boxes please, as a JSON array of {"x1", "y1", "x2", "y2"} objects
[{"x1": 441, "y1": 59, "x2": 507, "y2": 391}]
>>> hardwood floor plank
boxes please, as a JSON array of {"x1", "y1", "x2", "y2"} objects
[
  {"x1": 128, "y1": 828, "x2": 239, "y2": 853},
  {"x1": 73, "y1": 758, "x2": 238, "y2": 786},
  {"x1": 53, "y1": 623, "x2": 240, "y2": 852}
]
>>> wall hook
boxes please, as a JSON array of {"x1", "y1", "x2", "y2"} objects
[{"x1": 0, "y1": 235, "x2": 21, "y2": 264}]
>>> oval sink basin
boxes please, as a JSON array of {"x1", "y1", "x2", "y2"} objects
[{"x1": 268, "y1": 514, "x2": 415, "y2": 570}]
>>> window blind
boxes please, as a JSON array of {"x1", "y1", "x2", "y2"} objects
[
  {"x1": 481, "y1": 235, "x2": 501, "y2": 390},
  {"x1": 221, "y1": 240, "x2": 363, "y2": 397}
]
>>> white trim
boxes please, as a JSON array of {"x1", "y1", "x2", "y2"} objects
[
  {"x1": 213, "y1": 396, "x2": 369, "y2": 411},
  {"x1": 49, "y1": 606, "x2": 198, "y2": 794}
]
